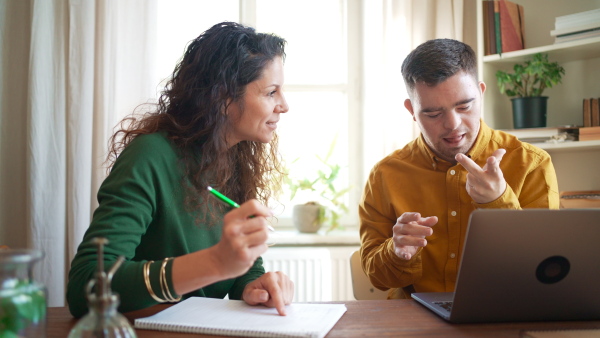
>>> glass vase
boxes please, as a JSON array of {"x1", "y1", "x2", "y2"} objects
[
  {"x1": 68, "y1": 293, "x2": 136, "y2": 338},
  {"x1": 0, "y1": 249, "x2": 47, "y2": 337}
]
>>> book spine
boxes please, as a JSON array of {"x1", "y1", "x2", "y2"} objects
[
  {"x1": 554, "y1": 30, "x2": 600, "y2": 44},
  {"x1": 551, "y1": 24, "x2": 600, "y2": 37},
  {"x1": 583, "y1": 98, "x2": 592, "y2": 128},
  {"x1": 499, "y1": 0, "x2": 523, "y2": 53},
  {"x1": 483, "y1": 1, "x2": 491, "y2": 55},
  {"x1": 486, "y1": 1, "x2": 497, "y2": 54},
  {"x1": 494, "y1": 1, "x2": 502, "y2": 54},
  {"x1": 592, "y1": 98, "x2": 600, "y2": 127},
  {"x1": 518, "y1": 4, "x2": 525, "y2": 47}
]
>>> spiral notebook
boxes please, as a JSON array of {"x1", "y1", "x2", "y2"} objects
[{"x1": 134, "y1": 297, "x2": 347, "y2": 338}]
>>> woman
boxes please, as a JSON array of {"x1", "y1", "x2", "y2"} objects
[{"x1": 67, "y1": 22, "x2": 294, "y2": 317}]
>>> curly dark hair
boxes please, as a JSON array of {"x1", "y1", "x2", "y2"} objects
[
  {"x1": 401, "y1": 38, "x2": 478, "y2": 92},
  {"x1": 107, "y1": 21, "x2": 287, "y2": 221}
]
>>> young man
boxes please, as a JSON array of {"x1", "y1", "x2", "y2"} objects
[{"x1": 359, "y1": 39, "x2": 559, "y2": 299}]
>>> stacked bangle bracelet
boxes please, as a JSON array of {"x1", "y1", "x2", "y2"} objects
[{"x1": 143, "y1": 258, "x2": 182, "y2": 303}]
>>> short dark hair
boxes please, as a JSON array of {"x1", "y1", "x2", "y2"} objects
[{"x1": 401, "y1": 39, "x2": 477, "y2": 92}]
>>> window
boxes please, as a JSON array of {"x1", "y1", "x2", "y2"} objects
[
  {"x1": 155, "y1": 0, "x2": 362, "y2": 229},
  {"x1": 155, "y1": 0, "x2": 239, "y2": 89}
]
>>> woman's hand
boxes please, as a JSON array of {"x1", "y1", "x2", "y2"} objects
[
  {"x1": 172, "y1": 199, "x2": 273, "y2": 295},
  {"x1": 242, "y1": 271, "x2": 294, "y2": 315},
  {"x1": 210, "y1": 199, "x2": 273, "y2": 279}
]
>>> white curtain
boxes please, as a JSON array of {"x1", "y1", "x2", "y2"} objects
[
  {"x1": 0, "y1": 0, "x2": 157, "y2": 307},
  {"x1": 361, "y1": 0, "x2": 464, "y2": 179},
  {"x1": 0, "y1": 0, "x2": 465, "y2": 308}
]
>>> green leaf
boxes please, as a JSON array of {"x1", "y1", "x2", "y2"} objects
[
  {"x1": 494, "y1": 53, "x2": 564, "y2": 98},
  {"x1": 0, "y1": 281, "x2": 46, "y2": 336}
]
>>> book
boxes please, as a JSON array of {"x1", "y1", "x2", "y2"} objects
[
  {"x1": 579, "y1": 126, "x2": 600, "y2": 141},
  {"x1": 592, "y1": 98, "x2": 600, "y2": 127},
  {"x1": 134, "y1": 297, "x2": 347, "y2": 338},
  {"x1": 483, "y1": 1, "x2": 498, "y2": 55},
  {"x1": 493, "y1": 1, "x2": 502, "y2": 54},
  {"x1": 550, "y1": 22, "x2": 600, "y2": 37},
  {"x1": 499, "y1": 0, "x2": 524, "y2": 53},
  {"x1": 483, "y1": 1, "x2": 491, "y2": 55},
  {"x1": 551, "y1": 8, "x2": 600, "y2": 44},
  {"x1": 554, "y1": 29, "x2": 600, "y2": 44},
  {"x1": 516, "y1": 3, "x2": 525, "y2": 48},
  {"x1": 583, "y1": 98, "x2": 592, "y2": 127},
  {"x1": 560, "y1": 191, "x2": 600, "y2": 209},
  {"x1": 554, "y1": 8, "x2": 600, "y2": 31}
]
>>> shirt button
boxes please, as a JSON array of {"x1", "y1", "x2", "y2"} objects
[
  {"x1": 450, "y1": 253, "x2": 456, "y2": 259},
  {"x1": 450, "y1": 170, "x2": 456, "y2": 175},
  {"x1": 451, "y1": 211, "x2": 457, "y2": 216}
]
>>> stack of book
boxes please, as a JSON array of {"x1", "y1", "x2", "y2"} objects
[
  {"x1": 579, "y1": 126, "x2": 600, "y2": 141},
  {"x1": 482, "y1": 0, "x2": 525, "y2": 55},
  {"x1": 551, "y1": 8, "x2": 600, "y2": 44}
]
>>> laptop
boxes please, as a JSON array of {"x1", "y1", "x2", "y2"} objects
[{"x1": 411, "y1": 208, "x2": 600, "y2": 323}]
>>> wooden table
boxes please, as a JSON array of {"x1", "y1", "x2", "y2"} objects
[{"x1": 48, "y1": 300, "x2": 600, "y2": 337}]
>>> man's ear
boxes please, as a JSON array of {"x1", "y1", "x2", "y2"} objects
[
  {"x1": 404, "y1": 99, "x2": 416, "y2": 122},
  {"x1": 479, "y1": 81, "x2": 486, "y2": 95}
]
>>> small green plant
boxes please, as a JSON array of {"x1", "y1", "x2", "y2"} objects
[
  {"x1": 284, "y1": 137, "x2": 351, "y2": 232},
  {"x1": 495, "y1": 53, "x2": 565, "y2": 98}
]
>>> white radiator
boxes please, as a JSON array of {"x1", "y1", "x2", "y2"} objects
[{"x1": 261, "y1": 246, "x2": 358, "y2": 302}]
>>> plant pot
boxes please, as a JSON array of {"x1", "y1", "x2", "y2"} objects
[
  {"x1": 292, "y1": 203, "x2": 323, "y2": 233},
  {"x1": 511, "y1": 96, "x2": 548, "y2": 129}
]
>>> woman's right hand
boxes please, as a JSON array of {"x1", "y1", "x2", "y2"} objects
[
  {"x1": 171, "y1": 199, "x2": 273, "y2": 295},
  {"x1": 210, "y1": 199, "x2": 273, "y2": 279}
]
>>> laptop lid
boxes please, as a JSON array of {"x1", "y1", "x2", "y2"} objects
[{"x1": 412, "y1": 208, "x2": 600, "y2": 323}]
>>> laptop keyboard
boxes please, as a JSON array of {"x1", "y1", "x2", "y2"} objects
[{"x1": 434, "y1": 301, "x2": 453, "y2": 312}]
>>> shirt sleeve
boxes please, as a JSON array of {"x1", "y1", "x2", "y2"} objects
[
  {"x1": 359, "y1": 166, "x2": 423, "y2": 291},
  {"x1": 475, "y1": 148, "x2": 560, "y2": 210},
  {"x1": 66, "y1": 136, "x2": 169, "y2": 317}
]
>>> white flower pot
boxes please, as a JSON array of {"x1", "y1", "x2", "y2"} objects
[{"x1": 292, "y1": 204, "x2": 323, "y2": 233}]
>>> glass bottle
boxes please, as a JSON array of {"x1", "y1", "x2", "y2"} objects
[
  {"x1": 68, "y1": 238, "x2": 136, "y2": 338},
  {"x1": 0, "y1": 248, "x2": 47, "y2": 337}
]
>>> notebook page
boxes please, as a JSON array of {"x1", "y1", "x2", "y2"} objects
[{"x1": 134, "y1": 297, "x2": 347, "y2": 338}]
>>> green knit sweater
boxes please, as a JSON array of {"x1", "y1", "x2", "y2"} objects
[{"x1": 66, "y1": 133, "x2": 264, "y2": 318}]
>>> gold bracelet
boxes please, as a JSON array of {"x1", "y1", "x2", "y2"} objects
[
  {"x1": 143, "y1": 260, "x2": 167, "y2": 303},
  {"x1": 159, "y1": 257, "x2": 182, "y2": 302}
]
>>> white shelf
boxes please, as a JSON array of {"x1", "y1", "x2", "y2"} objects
[
  {"x1": 530, "y1": 139, "x2": 600, "y2": 152},
  {"x1": 268, "y1": 229, "x2": 360, "y2": 247},
  {"x1": 482, "y1": 37, "x2": 600, "y2": 64}
]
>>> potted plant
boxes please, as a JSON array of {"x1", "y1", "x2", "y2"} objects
[
  {"x1": 495, "y1": 53, "x2": 565, "y2": 129},
  {"x1": 284, "y1": 138, "x2": 351, "y2": 233}
]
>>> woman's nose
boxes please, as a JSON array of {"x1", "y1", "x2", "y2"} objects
[{"x1": 277, "y1": 94, "x2": 289, "y2": 113}]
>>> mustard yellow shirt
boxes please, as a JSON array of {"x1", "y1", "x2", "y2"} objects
[{"x1": 359, "y1": 121, "x2": 559, "y2": 299}]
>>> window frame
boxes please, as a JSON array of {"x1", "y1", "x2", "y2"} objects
[{"x1": 240, "y1": 0, "x2": 363, "y2": 230}]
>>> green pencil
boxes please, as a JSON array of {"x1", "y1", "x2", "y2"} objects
[
  {"x1": 207, "y1": 186, "x2": 240, "y2": 208},
  {"x1": 207, "y1": 186, "x2": 275, "y2": 232}
]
